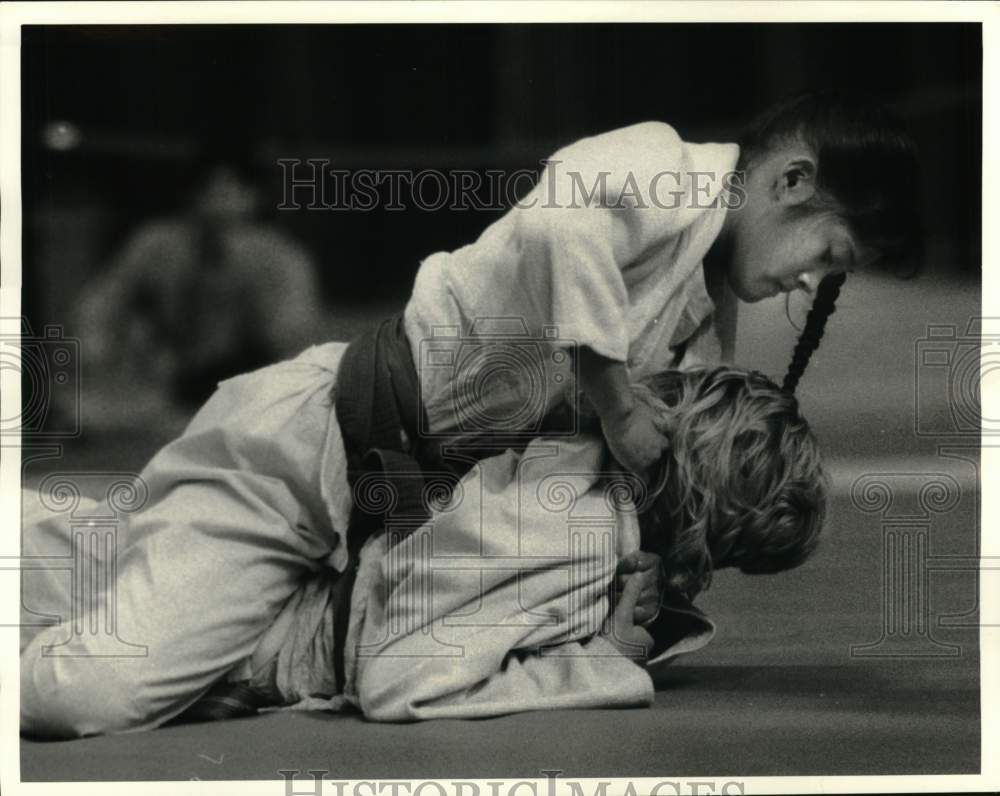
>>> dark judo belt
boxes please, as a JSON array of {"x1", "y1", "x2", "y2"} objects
[{"x1": 333, "y1": 312, "x2": 449, "y2": 558}]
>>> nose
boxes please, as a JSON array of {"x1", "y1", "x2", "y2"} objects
[{"x1": 795, "y1": 271, "x2": 821, "y2": 296}]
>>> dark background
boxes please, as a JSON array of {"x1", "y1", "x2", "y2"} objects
[{"x1": 22, "y1": 23, "x2": 982, "y2": 327}]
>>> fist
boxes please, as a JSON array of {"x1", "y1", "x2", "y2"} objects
[
  {"x1": 603, "y1": 572, "x2": 655, "y2": 661},
  {"x1": 615, "y1": 551, "x2": 664, "y2": 626},
  {"x1": 601, "y1": 401, "x2": 671, "y2": 480}
]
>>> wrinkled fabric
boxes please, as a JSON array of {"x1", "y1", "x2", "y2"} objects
[
  {"x1": 256, "y1": 574, "x2": 342, "y2": 704},
  {"x1": 21, "y1": 124, "x2": 738, "y2": 737},
  {"x1": 405, "y1": 122, "x2": 740, "y2": 442},
  {"x1": 20, "y1": 343, "x2": 354, "y2": 738},
  {"x1": 344, "y1": 436, "x2": 715, "y2": 722},
  {"x1": 21, "y1": 342, "x2": 717, "y2": 735}
]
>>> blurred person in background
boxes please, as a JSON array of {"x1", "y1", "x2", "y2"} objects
[{"x1": 76, "y1": 159, "x2": 325, "y2": 424}]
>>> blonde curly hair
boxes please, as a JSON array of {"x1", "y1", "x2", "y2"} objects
[{"x1": 633, "y1": 366, "x2": 828, "y2": 601}]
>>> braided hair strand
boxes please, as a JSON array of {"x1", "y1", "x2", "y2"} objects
[{"x1": 782, "y1": 272, "x2": 847, "y2": 394}]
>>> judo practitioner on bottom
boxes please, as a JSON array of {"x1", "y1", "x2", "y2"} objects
[
  {"x1": 345, "y1": 367, "x2": 825, "y2": 721},
  {"x1": 21, "y1": 361, "x2": 825, "y2": 734}
]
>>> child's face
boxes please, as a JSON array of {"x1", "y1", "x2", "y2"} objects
[{"x1": 724, "y1": 148, "x2": 879, "y2": 303}]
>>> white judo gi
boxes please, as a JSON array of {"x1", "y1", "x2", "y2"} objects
[
  {"x1": 21, "y1": 122, "x2": 735, "y2": 736},
  {"x1": 405, "y1": 121, "x2": 740, "y2": 437},
  {"x1": 344, "y1": 436, "x2": 715, "y2": 722},
  {"x1": 21, "y1": 343, "x2": 354, "y2": 737}
]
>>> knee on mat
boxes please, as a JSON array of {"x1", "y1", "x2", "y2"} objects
[{"x1": 20, "y1": 642, "x2": 155, "y2": 739}]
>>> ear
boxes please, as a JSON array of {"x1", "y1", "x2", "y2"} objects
[{"x1": 773, "y1": 156, "x2": 818, "y2": 206}]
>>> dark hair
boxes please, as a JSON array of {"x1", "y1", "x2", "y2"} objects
[
  {"x1": 634, "y1": 367, "x2": 827, "y2": 601},
  {"x1": 738, "y1": 90, "x2": 923, "y2": 275},
  {"x1": 738, "y1": 91, "x2": 923, "y2": 392},
  {"x1": 782, "y1": 272, "x2": 846, "y2": 394}
]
